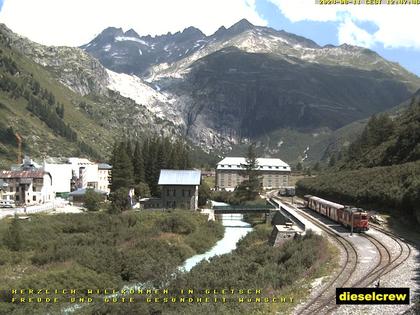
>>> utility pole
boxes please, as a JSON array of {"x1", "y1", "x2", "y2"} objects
[{"x1": 350, "y1": 212, "x2": 354, "y2": 236}]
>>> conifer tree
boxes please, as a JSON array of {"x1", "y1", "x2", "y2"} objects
[
  {"x1": 235, "y1": 143, "x2": 261, "y2": 201},
  {"x1": 133, "y1": 141, "x2": 145, "y2": 184},
  {"x1": 110, "y1": 142, "x2": 134, "y2": 192}
]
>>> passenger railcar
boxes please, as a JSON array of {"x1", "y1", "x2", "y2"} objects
[{"x1": 303, "y1": 195, "x2": 369, "y2": 232}]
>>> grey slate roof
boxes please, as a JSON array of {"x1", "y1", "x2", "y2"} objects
[{"x1": 158, "y1": 169, "x2": 201, "y2": 186}]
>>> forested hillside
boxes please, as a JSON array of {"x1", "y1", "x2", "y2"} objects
[
  {"x1": 343, "y1": 92, "x2": 420, "y2": 168},
  {"x1": 297, "y1": 93, "x2": 420, "y2": 226}
]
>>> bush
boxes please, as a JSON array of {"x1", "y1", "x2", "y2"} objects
[
  {"x1": 109, "y1": 187, "x2": 131, "y2": 213},
  {"x1": 84, "y1": 188, "x2": 102, "y2": 211},
  {"x1": 3, "y1": 215, "x2": 22, "y2": 251},
  {"x1": 134, "y1": 182, "x2": 151, "y2": 198},
  {"x1": 198, "y1": 181, "x2": 211, "y2": 207}
]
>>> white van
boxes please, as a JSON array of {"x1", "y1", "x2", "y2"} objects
[{"x1": 0, "y1": 200, "x2": 15, "y2": 208}]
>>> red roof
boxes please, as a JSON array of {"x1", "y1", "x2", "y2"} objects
[{"x1": 0, "y1": 170, "x2": 45, "y2": 179}]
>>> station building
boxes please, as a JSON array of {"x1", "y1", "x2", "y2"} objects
[{"x1": 215, "y1": 157, "x2": 291, "y2": 191}]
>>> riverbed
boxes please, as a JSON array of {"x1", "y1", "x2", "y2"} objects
[{"x1": 181, "y1": 212, "x2": 253, "y2": 271}]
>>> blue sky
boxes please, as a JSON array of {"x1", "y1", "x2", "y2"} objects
[{"x1": 255, "y1": 0, "x2": 420, "y2": 76}]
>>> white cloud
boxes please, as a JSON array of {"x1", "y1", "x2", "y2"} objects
[
  {"x1": 338, "y1": 18, "x2": 375, "y2": 48},
  {"x1": 0, "y1": 0, "x2": 266, "y2": 46},
  {"x1": 269, "y1": 0, "x2": 420, "y2": 49}
]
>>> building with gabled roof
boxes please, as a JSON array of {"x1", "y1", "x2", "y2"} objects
[
  {"x1": 158, "y1": 169, "x2": 201, "y2": 210},
  {"x1": 0, "y1": 170, "x2": 54, "y2": 205},
  {"x1": 216, "y1": 157, "x2": 291, "y2": 191}
]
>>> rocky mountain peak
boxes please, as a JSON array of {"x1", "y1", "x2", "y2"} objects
[
  {"x1": 101, "y1": 26, "x2": 124, "y2": 37},
  {"x1": 182, "y1": 26, "x2": 205, "y2": 38},
  {"x1": 124, "y1": 28, "x2": 140, "y2": 38},
  {"x1": 210, "y1": 19, "x2": 256, "y2": 41},
  {"x1": 229, "y1": 18, "x2": 254, "y2": 32}
]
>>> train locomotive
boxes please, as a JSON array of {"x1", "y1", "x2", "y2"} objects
[{"x1": 303, "y1": 195, "x2": 369, "y2": 232}]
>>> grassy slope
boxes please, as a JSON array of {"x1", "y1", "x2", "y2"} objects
[{"x1": 0, "y1": 39, "x2": 116, "y2": 168}]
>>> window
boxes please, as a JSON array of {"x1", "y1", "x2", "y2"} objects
[
  {"x1": 182, "y1": 190, "x2": 185, "y2": 197},
  {"x1": 228, "y1": 165, "x2": 232, "y2": 168},
  {"x1": 33, "y1": 196, "x2": 36, "y2": 201},
  {"x1": 15, "y1": 196, "x2": 19, "y2": 201},
  {"x1": 189, "y1": 190, "x2": 192, "y2": 197},
  {"x1": 173, "y1": 190, "x2": 176, "y2": 197},
  {"x1": 10, "y1": 187, "x2": 13, "y2": 192},
  {"x1": 275, "y1": 166, "x2": 279, "y2": 169},
  {"x1": 167, "y1": 189, "x2": 170, "y2": 196}
]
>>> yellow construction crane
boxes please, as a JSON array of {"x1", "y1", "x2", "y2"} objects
[{"x1": 15, "y1": 132, "x2": 22, "y2": 164}]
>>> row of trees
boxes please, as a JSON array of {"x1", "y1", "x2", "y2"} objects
[
  {"x1": 27, "y1": 94, "x2": 76, "y2": 141},
  {"x1": 109, "y1": 136, "x2": 192, "y2": 211}
]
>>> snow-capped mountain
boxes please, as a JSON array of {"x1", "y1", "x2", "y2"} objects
[
  {"x1": 82, "y1": 19, "x2": 417, "y2": 85},
  {"x1": 81, "y1": 24, "x2": 207, "y2": 77},
  {"x1": 3, "y1": 19, "x2": 418, "y2": 159},
  {"x1": 79, "y1": 19, "x2": 419, "y2": 154}
]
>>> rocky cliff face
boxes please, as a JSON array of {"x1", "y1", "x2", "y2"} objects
[
  {"x1": 0, "y1": 24, "x2": 183, "y2": 152},
  {"x1": 3, "y1": 19, "x2": 419, "y2": 162},
  {"x1": 83, "y1": 19, "x2": 419, "y2": 157},
  {"x1": 0, "y1": 24, "x2": 109, "y2": 96}
]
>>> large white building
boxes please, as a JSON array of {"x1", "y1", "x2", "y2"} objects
[
  {"x1": 43, "y1": 161, "x2": 73, "y2": 195},
  {"x1": 216, "y1": 157, "x2": 291, "y2": 191}
]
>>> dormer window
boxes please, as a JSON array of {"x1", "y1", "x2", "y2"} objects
[
  {"x1": 276, "y1": 166, "x2": 279, "y2": 169},
  {"x1": 228, "y1": 165, "x2": 232, "y2": 168}
]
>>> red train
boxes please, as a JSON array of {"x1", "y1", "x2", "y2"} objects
[{"x1": 303, "y1": 195, "x2": 369, "y2": 232}]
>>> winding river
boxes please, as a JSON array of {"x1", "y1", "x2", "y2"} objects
[{"x1": 63, "y1": 203, "x2": 252, "y2": 314}]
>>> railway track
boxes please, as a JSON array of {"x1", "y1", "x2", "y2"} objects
[
  {"x1": 368, "y1": 224, "x2": 412, "y2": 278},
  {"x1": 272, "y1": 197, "x2": 414, "y2": 315},
  {"x1": 271, "y1": 198, "x2": 359, "y2": 315}
]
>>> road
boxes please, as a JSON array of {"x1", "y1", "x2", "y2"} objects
[{"x1": 0, "y1": 200, "x2": 82, "y2": 220}]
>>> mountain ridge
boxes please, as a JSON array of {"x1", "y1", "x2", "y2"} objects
[{"x1": 1, "y1": 20, "x2": 419, "y2": 165}]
